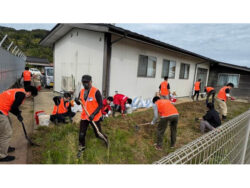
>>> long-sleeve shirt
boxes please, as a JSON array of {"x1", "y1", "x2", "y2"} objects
[
  {"x1": 151, "y1": 104, "x2": 159, "y2": 124},
  {"x1": 10, "y1": 92, "x2": 25, "y2": 116},
  {"x1": 78, "y1": 88, "x2": 103, "y2": 117},
  {"x1": 203, "y1": 109, "x2": 221, "y2": 128},
  {"x1": 113, "y1": 94, "x2": 128, "y2": 112},
  {"x1": 101, "y1": 98, "x2": 111, "y2": 115}
]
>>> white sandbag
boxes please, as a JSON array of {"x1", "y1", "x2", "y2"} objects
[
  {"x1": 71, "y1": 102, "x2": 82, "y2": 113},
  {"x1": 38, "y1": 115, "x2": 50, "y2": 126},
  {"x1": 126, "y1": 104, "x2": 133, "y2": 114}
]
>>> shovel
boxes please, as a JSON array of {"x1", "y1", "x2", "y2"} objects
[{"x1": 20, "y1": 121, "x2": 39, "y2": 146}]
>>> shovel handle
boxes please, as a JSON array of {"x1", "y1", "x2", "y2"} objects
[{"x1": 79, "y1": 101, "x2": 108, "y2": 143}]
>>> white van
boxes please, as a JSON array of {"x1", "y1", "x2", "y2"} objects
[{"x1": 41, "y1": 67, "x2": 54, "y2": 87}]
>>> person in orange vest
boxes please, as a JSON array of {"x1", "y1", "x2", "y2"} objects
[
  {"x1": 204, "y1": 86, "x2": 215, "y2": 104},
  {"x1": 50, "y1": 92, "x2": 75, "y2": 124},
  {"x1": 112, "y1": 93, "x2": 132, "y2": 117},
  {"x1": 74, "y1": 75, "x2": 108, "y2": 155},
  {"x1": 159, "y1": 76, "x2": 170, "y2": 99},
  {"x1": 216, "y1": 83, "x2": 234, "y2": 120},
  {"x1": 22, "y1": 67, "x2": 33, "y2": 88},
  {"x1": 151, "y1": 96, "x2": 179, "y2": 150},
  {"x1": 192, "y1": 79, "x2": 201, "y2": 101},
  {"x1": 101, "y1": 96, "x2": 113, "y2": 118},
  {"x1": 0, "y1": 86, "x2": 38, "y2": 162}
]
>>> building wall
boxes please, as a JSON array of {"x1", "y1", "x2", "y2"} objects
[
  {"x1": 208, "y1": 64, "x2": 250, "y2": 98},
  {"x1": 109, "y1": 35, "x2": 210, "y2": 99},
  {"x1": 54, "y1": 28, "x2": 105, "y2": 93}
]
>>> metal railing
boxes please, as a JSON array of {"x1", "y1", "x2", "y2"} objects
[
  {"x1": 154, "y1": 109, "x2": 250, "y2": 164},
  {"x1": 0, "y1": 33, "x2": 26, "y2": 92}
]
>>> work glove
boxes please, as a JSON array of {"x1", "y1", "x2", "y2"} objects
[
  {"x1": 151, "y1": 121, "x2": 154, "y2": 125},
  {"x1": 17, "y1": 115, "x2": 23, "y2": 122},
  {"x1": 75, "y1": 98, "x2": 81, "y2": 105},
  {"x1": 89, "y1": 114, "x2": 95, "y2": 121}
]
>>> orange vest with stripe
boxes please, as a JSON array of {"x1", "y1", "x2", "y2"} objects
[
  {"x1": 217, "y1": 86, "x2": 230, "y2": 101},
  {"x1": 156, "y1": 99, "x2": 179, "y2": 117},
  {"x1": 194, "y1": 81, "x2": 200, "y2": 91},
  {"x1": 0, "y1": 88, "x2": 25, "y2": 116},
  {"x1": 52, "y1": 98, "x2": 68, "y2": 115},
  {"x1": 160, "y1": 81, "x2": 169, "y2": 96},
  {"x1": 80, "y1": 87, "x2": 102, "y2": 121},
  {"x1": 205, "y1": 87, "x2": 214, "y2": 93},
  {"x1": 23, "y1": 70, "x2": 31, "y2": 81}
]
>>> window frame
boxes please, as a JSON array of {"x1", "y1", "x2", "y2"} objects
[
  {"x1": 161, "y1": 59, "x2": 176, "y2": 79},
  {"x1": 179, "y1": 63, "x2": 190, "y2": 79},
  {"x1": 137, "y1": 55, "x2": 157, "y2": 78},
  {"x1": 217, "y1": 73, "x2": 240, "y2": 88}
]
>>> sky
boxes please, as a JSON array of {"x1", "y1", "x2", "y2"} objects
[{"x1": 1, "y1": 23, "x2": 250, "y2": 68}]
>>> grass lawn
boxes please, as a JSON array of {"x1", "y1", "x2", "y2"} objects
[{"x1": 31, "y1": 100, "x2": 250, "y2": 164}]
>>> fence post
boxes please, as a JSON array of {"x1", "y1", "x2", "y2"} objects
[
  {"x1": 240, "y1": 111, "x2": 250, "y2": 164},
  {"x1": 0, "y1": 34, "x2": 8, "y2": 47}
]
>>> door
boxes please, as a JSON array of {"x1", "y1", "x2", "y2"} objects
[{"x1": 196, "y1": 68, "x2": 208, "y2": 92}]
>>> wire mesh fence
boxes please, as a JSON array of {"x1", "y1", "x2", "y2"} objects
[
  {"x1": 0, "y1": 33, "x2": 26, "y2": 92},
  {"x1": 154, "y1": 109, "x2": 250, "y2": 164}
]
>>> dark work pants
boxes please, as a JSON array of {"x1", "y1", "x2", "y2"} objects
[
  {"x1": 157, "y1": 115, "x2": 179, "y2": 147},
  {"x1": 193, "y1": 90, "x2": 200, "y2": 101},
  {"x1": 79, "y1": 120, "x2": 107, "y2": 147},
  {"x1": 112, "y1": 105, "x2": 121, "y2": 116},
  {"x1": 50, "y1": 111, "x2": 76, "y2": 123},
  {"x1": 23, "y1": 81, "x2": 31, "y2": 88},
  {"x1": 206, "y1": 90, "x2": 215, "y2": 104}
]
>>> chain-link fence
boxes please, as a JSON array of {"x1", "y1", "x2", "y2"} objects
[
  {"x1": 154, "y1": 109, "x2": 250, "y2": 164},
  {"x1": 0, "y1": 33, "x2": 26, "y2": 92}
]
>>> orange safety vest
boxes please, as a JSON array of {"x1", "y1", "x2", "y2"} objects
[
  {"x1": 217, "y1": 86, "x2": 230, "y2": 101},
  {"x1": 155, "y1": 99, "x2": 179, "y2": 118},
  {"x1": 52, "y1": 98, "x2": 68, "y2": 115},
  {"x1": 0, "y1": 88, "x2": 25, "y2": 116},
  {"x1": 205, "y1": 87, "x2": 214, "y2": 93},
  {"x1": 194, "y1": 81, "x2": 200, "y2": 91},
  {"x1": 23, "y1": 70, "x2": 31, "y2": 81},
  {"x1": 80, "y1": 87, "x2": 102, "y2": 121},
  {"x1": 160, "y1": 81, "x2": 169, "y2": 96}
]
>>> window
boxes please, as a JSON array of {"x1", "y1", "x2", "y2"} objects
[
  {"x1": 179, "y1": 63, "x2": 190, "y2": 79},
  {"x1": 138, "y1": 55, "x2": 156, "y2": 77},
  {"x1": 218, "y1": 73, "x2": 240, "y2": 88},
  {"x1": 162, "y1": 59, "x2": 176, "y2": 78}
]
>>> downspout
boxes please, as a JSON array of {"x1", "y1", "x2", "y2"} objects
[
  {"x1": 192, "y1": 61, "x2": 209, "y2": 96},
  {"x1": 102, "y1": 32, "x2": 127, "y2": 98}
]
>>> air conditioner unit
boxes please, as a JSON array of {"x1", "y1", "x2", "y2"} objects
[{"x1": 61, "y1": 76, "x2": 74, "y2": 92}]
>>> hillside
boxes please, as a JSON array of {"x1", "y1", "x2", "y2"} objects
[{"x1": 0, "y1": 26, "x2": 53, "y2": 62}]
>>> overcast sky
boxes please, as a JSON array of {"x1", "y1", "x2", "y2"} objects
[{"x1": 1, "y1": 23, "x2": 249, "y2": 68}]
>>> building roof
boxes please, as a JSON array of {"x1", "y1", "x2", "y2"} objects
[
  {"x1": 39, "y1": 23, "x2": 250, "y2": 72},
  {"x1": 26, "y1": 56, "x2": 50, "y2": 64},
  {"x1": 217, "y1": 62, "x2": 250, "y2": 72}
]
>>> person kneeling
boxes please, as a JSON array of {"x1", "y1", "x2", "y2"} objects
[
  {"x1": 50, "y1": 92, "x2": 75, "y2": 124},
  {"x1": 199, "y1": 103, "x2": 221, "y2": 133}
]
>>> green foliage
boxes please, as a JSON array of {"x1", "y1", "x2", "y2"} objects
[
  {"x1": 0, "y1": 26, "x2": 53, "y2": 62},
  {"x1": 31, "y1": 101, "x2": 250, "y2": 164}
]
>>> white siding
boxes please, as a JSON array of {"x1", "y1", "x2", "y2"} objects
[
  {"x1": 54, "y1": 29, "x2": 104, "y2": 93},
  {"x1": 109, "y1": 35, "x2": 210, "y2": 99}
]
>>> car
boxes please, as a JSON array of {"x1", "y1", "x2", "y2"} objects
[
  {"x1": 30, "y1": 68, "x2": 42, "y2": 75},
  {"x1": 41, "y1": 67, "x2": 54, "y2": 88}
]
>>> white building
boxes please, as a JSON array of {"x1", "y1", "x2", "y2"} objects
[{"x1": 40, "y1": 24, "x2": 217, "y2": 99}]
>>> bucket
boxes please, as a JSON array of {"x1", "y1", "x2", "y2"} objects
[
  {"x1": 37, "y1": 85, "x2": 41, "y2": 91},
  {"x1": 35, "y1": 111, "x2": 45, "y2": 125},
  {"x1": 38, "y1": 115, "x2": 50, "y2": 126}
]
